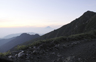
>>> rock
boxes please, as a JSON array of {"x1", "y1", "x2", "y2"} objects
[
  {"x1": 57, "y1": 58, "x2": 63, "y2": 62},
  {"x1": 33, "y1": 46, "x2": 36, "y2": 49},
  {"x1": 78, "y1": 58, "x2": 81, "y2": 61},
  {"x1": 33, "y1": 50, "x2": 36, "y2": 53},
  {"x1": 63, "y1": 44, "x2": 68, "y2": 48},
  {"x1": 15, "y1": 54, "x2": 17, "y2": 57},
  {"x1": 18, "y1": 51, "x2": 25, "y2": 58},
  {"x1": 54, "y1": 44, "x2": 60, "y2": 50},
  {"x1": 63, "y1": 56, "x2": 75, "y2": 62},
  {"x1": 51, "y1": 52, "x2": 55, "y2": 55},
  {"x1": 26, "y1": 55, "x2": 30, "y2": 59},
  {"x1": 57, "y1": 53, "x2": 62, "y2": 58},
  {"x1": 29, "y1": 47, "x2": 31, "y2": 49},
  {"x1": 8, "y1": 55, "x2": 12, "y2": 59}
]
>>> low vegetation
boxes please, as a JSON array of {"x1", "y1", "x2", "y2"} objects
[
  {"x1": 15, "y1": 30, "x2": 96, "y2": 50},
  {"x1": 0, "y1": 51, "x2": 11, "y2": 57},
  {"x1": 1, "y1": 30, "x2": 96, "y2": 56}
]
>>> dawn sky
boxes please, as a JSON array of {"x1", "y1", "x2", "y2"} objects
[{"x1": 0, "y1": 0, "x2": 96, "y2": 38}]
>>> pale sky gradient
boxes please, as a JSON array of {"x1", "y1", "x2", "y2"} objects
[{"x1": 0, "y1": 0, "x2": 96, "y2": 38}]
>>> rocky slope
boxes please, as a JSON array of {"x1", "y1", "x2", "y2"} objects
[{"x1": 5, "y1": 39, "x2": 96, "y2": 62}]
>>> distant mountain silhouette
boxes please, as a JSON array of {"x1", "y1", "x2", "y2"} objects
[
  {"x1": 3, "y1": 32, "x2": 37, "y2": 39},
  {"x1": 0, "y1": 33, "x2": 40, "y2": 52},
  {"x1": 0, "y1": 38, "x2": 15, "y2": 47},
  {"x1": 45, "y1": 26, "x2": 52, "y2": 29},
  {"x1": 23, "y1": 11, "x2": 96, "y2": 44}
]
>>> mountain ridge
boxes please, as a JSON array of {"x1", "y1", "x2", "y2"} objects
[
  {"x1": 2, "y1": 32, "x2": 38, "y2": 39},
  {"x1": 0, "y1": 33, "x2": 40, "y2": 52},
  {"x1": 23, "y1": 11, "x2": 96, "y2": 45}
]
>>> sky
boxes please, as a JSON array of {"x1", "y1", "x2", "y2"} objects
[{"x1": 0, "y1": 0, "x2": 96, "y2": 38}]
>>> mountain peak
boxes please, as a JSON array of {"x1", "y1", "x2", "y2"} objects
[
  {"x1": 45, "y1": 26, "x2": 53, "y2": 29},
  {"x1": 86, "y1": 10, "x2": 96, "y2": 13},
  {"x1": 83, "y1": 10, "x2": 96, "y2": 15},
  {"x1": 46, "y1": 26, "x2": 51, "y2": 28},
  {"x1": 20, "y1": 33, "x2": 30, "y2": 36},
  {"x1": 80, "y1": 10, "x2": 96, "y2": 19}
]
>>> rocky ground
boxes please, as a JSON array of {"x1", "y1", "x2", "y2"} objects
[{"x1": 6, "y1": 39, "x2": 96, "y2": 62}]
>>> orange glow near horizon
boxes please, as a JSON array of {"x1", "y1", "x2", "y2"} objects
[
  {"x1": 0, "y1": 20, "x2": 65, "y2": 28},
  {"x1": 0, "y1": 16, "x2": 67, "y2": 28}
]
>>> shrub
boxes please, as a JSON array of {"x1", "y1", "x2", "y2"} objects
[
  {"x1": 16, "y1": 45, "x2": 27, "y2": 50},
  {"x1": 0, "y1": 51, "x2": 11, "y2": 57},
  {"x1": 15, "y1": 30, "x2": 96, "y2": 51}
]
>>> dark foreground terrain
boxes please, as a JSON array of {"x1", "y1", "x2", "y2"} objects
[
  {"x1": 6, "y1": 39, "x2": 96, "y2": 62},
  {"x1": 0, "y1": 58, "x2": 13, "y2": 62}
]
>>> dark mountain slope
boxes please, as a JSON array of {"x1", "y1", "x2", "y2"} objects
[
  {"x1": 23, "y1": 11, "x2": 96, "y2": 44},
  {"x1": 0, "y1": 33, "x2": 40, "y2": 52},
  {"x1": 84, "y1": 14, "x2": 96, "y2": 31},
  {"x1": 43, "y1": 11, "x2": 96, "y2": 37},
  {"x1": 0, "y1": 38, "x2": 15, "y2": 47},
  {"x1": 3, "y1": 32, "x2": 37, "y2": 39}
]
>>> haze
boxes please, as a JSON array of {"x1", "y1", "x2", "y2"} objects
[{"x1": 0, "y1": 0, "x2": 96, "y2": 38}]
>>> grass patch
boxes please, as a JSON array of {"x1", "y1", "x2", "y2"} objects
[{"x1": 15, "y1": 30, "x2": 96, "y2": 50}]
